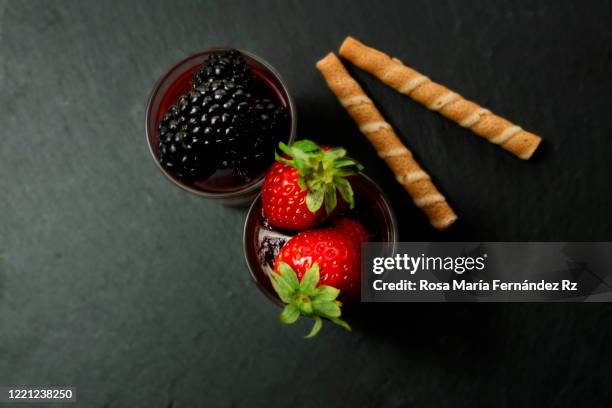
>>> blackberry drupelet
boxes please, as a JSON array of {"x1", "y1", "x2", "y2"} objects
[
  {"x1": 157, "y1": 79, "x2": 253, "y2": 180},
  {"x1": 192, "y1": 49, "x2": 253, "y2": 88}
]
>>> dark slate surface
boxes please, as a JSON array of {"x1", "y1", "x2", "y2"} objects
[{"x1": 1, "y1": 0, "x2": 611, "y2": 406}]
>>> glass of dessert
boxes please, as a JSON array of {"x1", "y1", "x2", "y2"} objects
[
  {"x1": 242, "y1": 140, "x2": 397, "y2": 337},
  {"x1": 146, "y1": 48, "x2": 296, "y2": 205}
]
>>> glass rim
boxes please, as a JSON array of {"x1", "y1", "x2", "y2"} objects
[
  {"x1": 242, "y1": 172, "x2": 399, "y2": 306},
  {"x1": 145, "y1": 47, "x2": 297, "y2": 199}
]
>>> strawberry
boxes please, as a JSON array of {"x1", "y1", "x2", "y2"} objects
[
  {"x1": 331, "y1": 218, "x2": 369, "y2": 246},
  {"x1": 261, "y1": 140, "x2": 363, "y2": 230},
  {"x1": 267, "y1": 218, "x2": 368, "y2": 337}
]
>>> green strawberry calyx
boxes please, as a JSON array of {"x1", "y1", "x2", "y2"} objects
[
  {"x1": 275, "y1": 140, "x2": 363, "y2": 214},
  {"x1": 267, "y1": 262, "x2": 351, "y2": 338}
]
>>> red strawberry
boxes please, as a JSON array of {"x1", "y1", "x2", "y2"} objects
[
  {"x1": 275, "y1": 228, "x2": 361, "y2": 294},
  {"x1": 267, "y1": 219, "x2": 368, "y2": 337},
  {"x1": 262, "y1": 140, "x2": 363, "y2": 230},
  {"x1": 331, "y1": 218, "x2": 369, "y2": 247}
]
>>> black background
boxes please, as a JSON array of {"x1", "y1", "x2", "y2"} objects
[{"x1": 1, "y1": 0, "x2": 612, "y2": 406}]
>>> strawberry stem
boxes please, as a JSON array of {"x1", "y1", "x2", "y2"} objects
[
  {"x1": 267, "y1": 262, "x2": 351, "y2": 338},
  {"x1": 276, "y1": 140, "x2": 363, "y2": 214}
]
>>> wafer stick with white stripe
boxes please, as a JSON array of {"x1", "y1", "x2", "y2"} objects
[
  {"x1": 316, "y1": 53, "x2": 458, "y2": 230},
  {"x1": 339, "y1": 37, "x2": 542, "y2": 160}
]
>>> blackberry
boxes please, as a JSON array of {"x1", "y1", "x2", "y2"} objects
[
  {"x1": 252, "y1": 98, "x2": 289, "y2": 136},
  {"x1": 158, "y1": 47, "x2": 291, "y2": 183},
  {"x1": 230, "y1": 98, "x2": 290, "y2": 180},
  {"x1": 192, "y1": 49, "x2": 253, "y2": 88},
  {"x1": 157, "y1": 106, "x2": 214, "y2": 180},
  {"x1": 157, "y1": 79, "x2": 253, "y2": 180}
]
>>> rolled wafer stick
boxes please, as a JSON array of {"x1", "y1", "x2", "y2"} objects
[
  {"x1": 339, "y1": 37, "x2": 542, "y2": 160},
  {"x1": 316, "y1": 53, "x2": 458, "y2": 230}
]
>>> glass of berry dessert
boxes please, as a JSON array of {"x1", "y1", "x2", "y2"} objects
[
  {"x1": 146, "y1": 48, "x2": 296, "y2": 204},
  {"x1": 242, "y1": 140, "x2": 397, "y2": 337}
]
